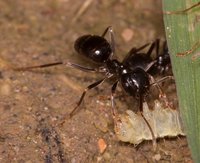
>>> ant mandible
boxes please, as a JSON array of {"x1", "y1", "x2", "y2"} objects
[{"x1": 14, "y1": 27, "x2": 173, "y2": 148}]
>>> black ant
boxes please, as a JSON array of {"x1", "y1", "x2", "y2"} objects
[{"x1": 14, "y1": 27, "x2": 172, "y2": 149}]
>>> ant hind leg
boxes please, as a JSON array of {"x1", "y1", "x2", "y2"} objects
[
  {"x1": 101, "y1": 26, "x2": 115, "y2": 57},
  {"x1": 59, "y1": 77, "x2": 108, "y2": 126},
  {"x1": 13, "y1": 60, "x2": 97, "y2": 72}
]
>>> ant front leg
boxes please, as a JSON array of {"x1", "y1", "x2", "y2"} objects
[
  {"x1": 137, "y1": 94, "x2": 157, "y2": 150},
  {"x1": 149, "y1": 75, "x2": 166, "y2": 98},
  {"x1": 149, "y1": 75, "x2": 174, "y2": 108}
]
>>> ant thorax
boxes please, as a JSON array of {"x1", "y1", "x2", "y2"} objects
[{"x1": 104, "y1": 59, "x2": 128, "y2": 76}]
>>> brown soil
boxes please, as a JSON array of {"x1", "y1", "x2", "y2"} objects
[{"x1": 0, "y1": 0, "x2": 193, "y2": 162}]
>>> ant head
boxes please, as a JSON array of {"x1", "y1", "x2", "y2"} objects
[
  {"x1": 74, "y1": 35, "x2": 112, "y2": 63},
  {"x1": 121, "y1": 68, "x2": 150, "y2": 98}
]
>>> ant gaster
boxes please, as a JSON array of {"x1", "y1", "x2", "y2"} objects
[{"x1": 14, "y1": 27, "x2": 172, "y2": 149}]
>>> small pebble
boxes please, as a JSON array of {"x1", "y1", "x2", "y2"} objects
[
  {"x1": 121, "y1": 28, "x2": 134, "y2": 42},
  {"x1": 98, "y1": 138, "x2": 107, "y2": 153},
  {"x1": 152, "y1": 154, "x2": 161, "y2": 161}
]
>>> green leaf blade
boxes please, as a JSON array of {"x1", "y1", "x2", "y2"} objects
[{"x1": 163, "y1": 0, "x2": 200, "y2": 162}]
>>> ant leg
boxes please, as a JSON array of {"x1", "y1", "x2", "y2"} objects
[
  {"x1": 143, "y1": 39, "x2": 160, "y2": 70},
  {"x1": 64, "y1": 61, "x2": 97, "y2": 72},
  {"x1": 164, "y1": 2, "x2": 200, "y2": 15},
  {"x1": 141, "y1": 113, "x2": 157, "y2": 151},
  {"x1": 149, "y1": 75, "x2": 174, "y2": 107},
  {"x1": 151, "y1": 76, "x2": 174, "y2": 86},
  {"x1": 127, "y1": 43, "x2": 151, "y2": 54},
  {"x1": 163, "y1": 40, "x2": 168, "y2": 53},
  {"x1": 101, "y1": 26, "x2": 115, "y2": 56},
  {"x1": 145, "y1": 60, "x2": 157, "y2": 72},
  {"x1": 149, "y1": 75, "x2": 165, "y2": 97},
  {"x1": 156, "y1": 39, "x2": 160, "y2": 57},
  {"x1": 111, "y1": 81, "x2": 118, "y2": 117},
  {"x1": 13, "y1": 61, "x2": 64, "y2": 71},
  {"x1": 13, "y1": 60, "x2": 97, "y2": 72},
  {"x1": 101, "y1": 26, "x2": 112, "y2": 37},
  {"x1": 69, "y1": 77, "x2": 108, "y2": 118},
  {"x1": 138, "y1": 94, "x2": 144, "y2": 112},
  {"x1": 146, "y1": 41, "x2": 156, "y2": 58},
  {"x1": 123, "y1": 43, "x2": 150, "y2": 63},
  {"x1": 58, "y1": 77, "x2": 108, "y2": 126},
  {"x1": 138, "y1": 94, "x2": 157, "y2": 150}
]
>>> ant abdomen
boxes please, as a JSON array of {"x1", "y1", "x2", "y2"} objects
[{"x1": 74, "y1": 35, "x2": 112, "y2": 63}]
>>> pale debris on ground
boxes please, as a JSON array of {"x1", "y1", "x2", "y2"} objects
[{"x1": 114, "y1": 100, "x2": 185, "y2": 145}]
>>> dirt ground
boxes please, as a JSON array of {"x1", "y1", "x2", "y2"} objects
[{"x1": 0, "y1": 0, "x2": 193, "y2": 162}]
